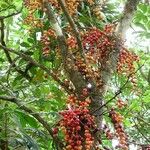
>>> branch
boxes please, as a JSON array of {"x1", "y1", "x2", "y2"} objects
[
  {"x1": 0, "y1": 44, "x2": 72, "y2": 94},
  {"x1": 43, "y1": 1, "x2": 87, "y2": 94},
  {"x1": 0, "y1": 20, "x2": 11, "y2": 61},
  {"x1": 0, "y1": 5, "x2": 14, "y2": 13},
  {"x1": 0, "y1": 9, "x2": 22, "y2": 20},
  {"x1": 91, "y1": 76, "x2": 129, "y2": 115},
  {"x1": 0, "y1": 95, "x2": 64, "y2": 149},
  {"x1": 116, "y1": 0, "x2": 140, "y2": 39},
  {"x1": 0, "y1": 18, "x2": 31, "y2": 80},
  {"x1": 57, "y1": 0, "x2": 84, "y2": 57}
]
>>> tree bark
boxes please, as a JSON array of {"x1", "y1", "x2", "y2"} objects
[{"x1": 116, "y1": 0, "x2": 140, "y2": 39}]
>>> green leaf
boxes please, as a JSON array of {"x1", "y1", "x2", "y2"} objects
[
  {"x1": 134, "y1": 12, "x2": 145, "y2": 23},
  {"x1": 135, "y1": 22, "x2": 147, "y2": 30},
  {"x1": 33, "y1": 88, "x2": 41, "y2": 97},
  {"x1": 124, "y1": 118, "x2": 132, "y2": 127},
  {"x1": 147, "y1": 21, "x2": 150, "y2": 30},
  {"x1": 27, "y1": 38, "x2": 34, "y2": 43},
  {"x1": 1, "y1": 3, "x2": 8, "y2": 8},
  {"x1": 138, "y1": 3, "x2": 148, "y2": 14},
  {"x1": 129, "y1": 100, "x2": 141, "y2": 112},
  {"x1": 0, "y1": 58, "x2": 4, "y2": 62},
  {"x1": 15, "y1": 110, "x2": 38, "y2": 128},
  {"x1": 20, "y1": 42, "x2": 30, "y2": 48},
  {"x1": 12, "y1": 75, "x2": 24, "y2": 88}
]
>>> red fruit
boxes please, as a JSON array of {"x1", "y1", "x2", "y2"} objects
[
  {"x1": 82, "y1": 88, "x2": 89, "y2": 96},
  {"x1": 76, "y1": 140, "x2": 82, "y2": 145},
  {"x1": 76, "y1": 126, "x2": 81, "y2": 131},
  {"x1": 52, "y1": 127, "x2": 58, "y2": 135}
]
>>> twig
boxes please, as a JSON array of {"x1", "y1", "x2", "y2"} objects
[
  {"x1": 0, "y1": 8, "x2": 22, "y2": 20},
  {"x1": 91, "y1": 76, "x2": 130, "y2": 115},
  {"x1": 136, "y1": 116, "x2": 150, "y2": 126},
  {"x1": 138, "y1": 62, "x2": 150, "y2": 85},
  {"x1": 138, "y1": 63, "x2": 147, "y2": 79},
  {"x1": 0, "y1": 5, "x2": 14, "y2": 12}
]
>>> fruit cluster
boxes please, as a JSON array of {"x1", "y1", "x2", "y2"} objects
[
  {"x1": 23, "y1": 14, "x2": 43, "y2": 28},
  {"x1": 40, "y1": 28, "x2": 56, "y2": 56},
  {"x1": 24, "y1": 0, "x2": 59, "y2": 12},
  {"x1": 116, "y1": 99, "x2": 127, "y2": 109},
  {"x1": 117, "y1": 48, "x2": 139, "y2": 90},
  {"x1": 65, "y1": 33, "x2": 103, "y2": 87},
  {"x1": 109, "y1": 108, "x2": 128, "y2": 150},
  {"x1": 82, "y1": 26, "x2": 115, "y2": 65},
  {"x1": 59, "y1": 95, "x2": 95, "y2": 150},
  {"x1": 92, "y1": 0, "x2": 107, "y2": 18},
  {"x1": 102, "y1": 124, "x2": 113, "y2": 140},
  {"x1": 117, "y1": 48, "x2": 139, "y2": 76},
  {"x1": 66, "y1": 36, "x2": 77, "y2": 50},
  {"x1": 93, "y1": 6, "x2": 105, "y2": 20},
  {"x1": 64, "y1": 0, "x2": 80, "y2": 16},
  {"x1": 24, "y1": 0, "x2": 41, "y2": 12},
  {"x1": 61, "y1": 0, "x2": 94, "y2": 16},
  {"x1": 23, "y1": 0, "x2": 43, "y2": 28},
  {"x1": 74, "y1": 56, "x2": 103, "y2": 89},
  {"x1": 74, "y1": 57, "x2": 87, "y2": 76}
]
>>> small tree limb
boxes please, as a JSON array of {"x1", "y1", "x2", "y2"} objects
[
  {"x1": 0, "y1": 44, "x2": 72, "y2": 94},
  {"x1": 57, "y1": 0, "x2": 85, "y2": 58},
  {"x1": 0, "y1": 8, "x2": 22, "y2": 20},
  {"x1": 92, "y1": 63, "x2": 145, "y2": 114}
]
